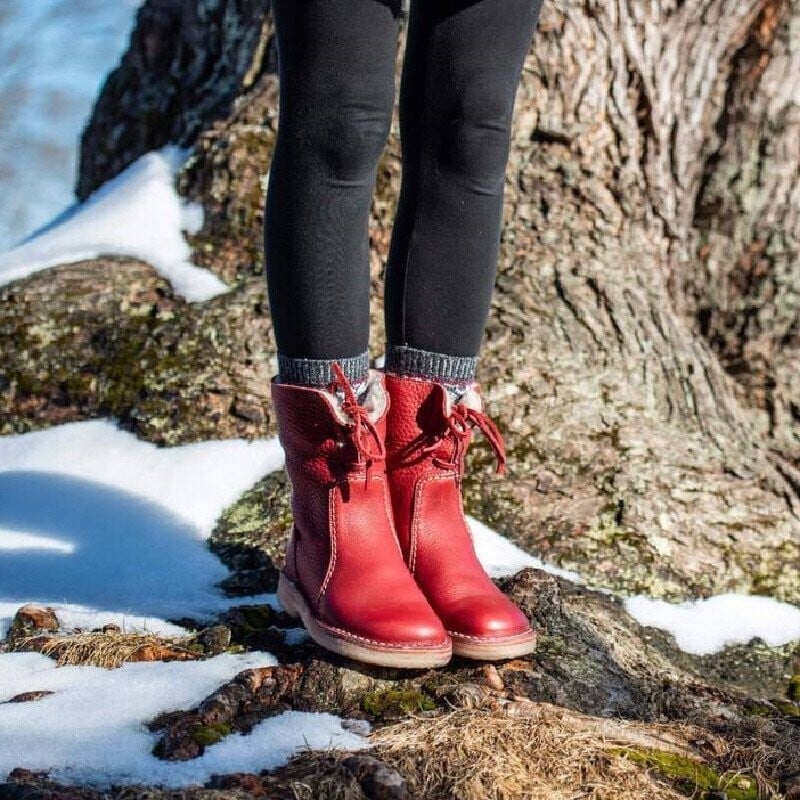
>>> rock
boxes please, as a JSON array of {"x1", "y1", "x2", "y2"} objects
[
  {"x1": 480, "y1": 665, "x2": 505, "y2": 691},
  {"x1": 6, "y1": 605, "x2": 59, "y2": 643},
  {"x1": 439, "y1": 683, "x2": 485, "y2": 710},
  {"x1": 0, "y1": 260, "x2": 275, "y2": 444},
  {"x1": 3, "y1": 692, "x2": 55, "y2": 704},
  {"x1": 219, "y1": 604, "x2": 300, "y2": 659},
  {"x1": 77, "y1": 0, "x2": 277, "y2": 200},
  {"x1": 209, "y1": 472, "x2": 290, "y2": 593},
  {"x1": 343, "y1": 754, "x2": 409, "y2": 800},
  {"x1": 0, "y1": 770, "x2": 102, "y2": 800},
  {"x1": 151, "y1": 664, "x2": 303, "y2": 760},
  {"x1": 101, "y1": 624, "x2": 122, "y2": 634},
  {"x1": 196, "y1": 625, "x2": 232, "y2": 656},
  {"x1": 0, "y1": 768, "x2": 259, "y2": 800}
]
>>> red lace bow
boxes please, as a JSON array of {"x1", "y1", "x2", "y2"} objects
[
  {"x1": 330, "y1": 364, "x2": 385, "y2": 481},
  {"x1": 426, "y1": 400, "x2": 507, "y2": 476}
]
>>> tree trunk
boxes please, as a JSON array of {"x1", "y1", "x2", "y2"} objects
[{"x1": 451, "y1": 0, "x2": 800, "y2": 601}]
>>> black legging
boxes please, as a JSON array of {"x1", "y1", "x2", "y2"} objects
[{"x1": 265, "y1": 0, "x2": 542, "y2": 362}]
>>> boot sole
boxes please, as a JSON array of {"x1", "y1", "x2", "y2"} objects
[
  {"x1": 277, "y1": 574, "x2": 452, "y2": 669},
  {"x1": 450, "y1": 629, "x2": 537, "y2": 661}
]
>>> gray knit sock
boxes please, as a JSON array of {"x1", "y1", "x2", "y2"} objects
[
  {"x1": 277, "y1": 352, "x2": 370, "y2": 394},
  {"x1": 384, "y1": 345, "x2": 477, "y2": 394}
]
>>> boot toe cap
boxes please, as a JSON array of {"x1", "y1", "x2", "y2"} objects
[
  {"x1": 324, "y1": 597, "x2": 449, "y2": 649},
  {"x1": 444, "y1": 594, "x2": 533, "y2": 640}
]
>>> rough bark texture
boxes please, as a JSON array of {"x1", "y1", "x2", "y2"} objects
[
  {"x1": 458, "y1": 0, "x2": 800, "y2": 601},
  {"x1": 679, "y1": 0, "x2": 800, "y2": 467},
  {"x1": 76, "y1": 0, "x2": 276, "y2": 200}
]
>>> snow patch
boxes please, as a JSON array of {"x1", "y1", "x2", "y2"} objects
[
  {"x1": 0, "y1": 148, "x2": 225, "y2": 302},
  {"x1": 0, "y1": 651, "x2": 368, "y2": 786},
  {"x1": 0, "y1": 419, "x2": 283, "y2": 629},
  {"x1": 624, "y1": 593, "x2": 800, "y2": 655},
  {"x1": 0, "y1": 528, "x2": 75, "y2": 554},
  {"x1": 0, "y1": 602, "x2": 188, "y2": 641},
  {"x1": 469, "y1": 516, "x2": 582, "y2": 582},
  {"x1": 0, "y1": 418, "x2": 284, "y2": 535}
]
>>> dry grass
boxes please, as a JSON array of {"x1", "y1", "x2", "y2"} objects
[
  {"x1": 13, "y1": 631, "x2": 199, "y2": 668},
  {"x1": 370, "y1": 703, "x2": 715, "y2": 800},
  {"x1": 274, "y1": 755, "x2": 364, "y2": 800}
]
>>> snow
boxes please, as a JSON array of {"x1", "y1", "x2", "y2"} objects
[
  {"x1": 624, "y1": 593, "x2": 800, "y2": 655},
  {"x1": 0, "y1": 419, "x2": 284, "y2": 631},
  {"x1": 468, "y1": 516, "x2": 582, "y2": 582},
  {"x1": 0, "y1": 651, "x2": 369, "y2": 787},
  {"x1": 0, "y1": 148, "x2": 226, "y2": 302},
  {"x1": 0, "y1": 601, "x2": 188, "y2": 641},
  {"x1": 0, "y1": 419, "x2": 283, "y2": 539},
  {"x1": 0, "y1": 420, "x2": 367, "y2": 787}
]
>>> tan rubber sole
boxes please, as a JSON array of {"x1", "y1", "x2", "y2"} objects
[
  {"x1": 450, "y1": 629, "x2": 537, "y2": 661},
  {"x1": 277, "y1": 574, "x2": 452, "y2": 669}
]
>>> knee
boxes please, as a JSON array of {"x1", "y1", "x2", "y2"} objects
[
  {"x1": 316, "y1": 96, "x2": 394, "y2": 185},
  {"x1": 434, "y1": 97, "x2": 513, "y2": 196}
]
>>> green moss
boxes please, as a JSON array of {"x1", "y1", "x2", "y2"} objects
[
  {"x1": 773, "y1": 699, "x2": 800, "y2": 718},
  {"x1": 787, "y1": 675, "x2": 800, "y2": 702},
  {"x1": 747, "y1": 541, "x2": 800, "y2": 605},
  {"x1": 235, "y1": 605, "x2": 277, "y2": 630},
  {"x1": 744, "y1": 697, "x2": 800, "y2": 719},
  {"x1": 361, "y1": 688, "x2": 436, "y2": 719},
  {"x1": 622, "y1": 749, "x2": 759, "y2": 800},
  {"x1": 191, "y1": 723, "x2": 232, "y2": 747},
  {"x1": 743, "y1": 699, "x2": 778, "y2": 718},
  {"x1": 215, "y1": 482, "x2": 270, "y2": 536}
]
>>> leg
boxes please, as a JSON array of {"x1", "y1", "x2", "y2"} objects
[
  {"x1": 264, "y1": 0, "x2": 401, "y2": 386},
  {"x1": 385, "y1": 0, "x2": 543, "y2": 384},
  {"x1": 383, "y1": 0, "x2": 543, "y2": 661},
  {"x1": 265, "y1": 0, "x2": 451, "y2": 669}
]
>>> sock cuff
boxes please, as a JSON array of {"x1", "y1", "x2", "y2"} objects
[
  {"x1": 277, "y1": 352, "x2": 370, "y2": 387},
  {"x1": 384, "y1": 345, "x2": 477, "y2": 385}
]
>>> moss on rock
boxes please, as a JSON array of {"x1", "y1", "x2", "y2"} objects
[
  {"x1": 622, "y1": 749, "x2": 759, "y2": 800},
  {"x1": 0, "y1": 260, "x2": 276, "y2": 445},
  {"x1": 361, "y1": 688, "x2": 437, "y2": 720},
  {"x1": 190, "y1": 723, "x2": 232, "y2": 747},
  {"x1": 209, "y1": 472, "x2": 292, "y2": 595}
]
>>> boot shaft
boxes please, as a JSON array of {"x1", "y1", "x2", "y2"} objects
[
  {"x1": 272, "y1": 370, "x2": 389, "y2": 485},
  {"x1": 271, "y1": 370, "x2": 451, "y2": 659}
]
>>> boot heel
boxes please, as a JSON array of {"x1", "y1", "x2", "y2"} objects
[{"x1": 277, "y1": 573, "x2": 302, "y2": 620}]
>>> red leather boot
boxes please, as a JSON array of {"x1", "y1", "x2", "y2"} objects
[
  {"x1": 273, "y1": 366, "x2": 451, "y2": 668},
  {"x1": 384, "y1": 374, "x2": 536, "y2": 660}
]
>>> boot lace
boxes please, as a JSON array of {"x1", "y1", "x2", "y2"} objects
[
  {"x1": 423, "y1": 402, "x2": 507, "y2": 476},
  {"x1": 330, "y1": 363, "x2": 385, "y2": 484}
]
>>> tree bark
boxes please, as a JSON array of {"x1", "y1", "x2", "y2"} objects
[{"x1": 460, "y1": 0, "x2": 800, "y2": 601}]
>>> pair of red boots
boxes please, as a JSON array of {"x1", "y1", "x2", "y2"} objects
[{"x1": 273, "y1": 366, "x2": 536, "y2": 668}]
